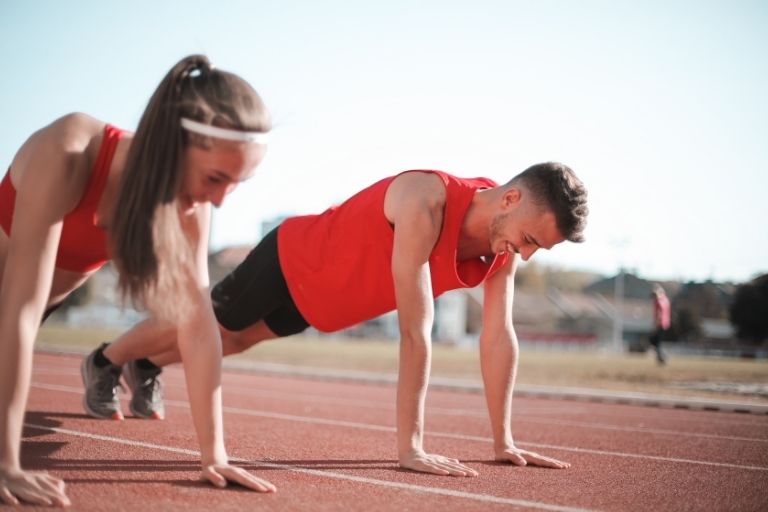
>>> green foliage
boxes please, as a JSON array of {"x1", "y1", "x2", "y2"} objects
[{"x1": 730, "y1": 274, "x2": 768, "y2": 344}]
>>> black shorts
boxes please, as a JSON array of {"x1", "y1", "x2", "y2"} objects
[{"x1": 211, "y1": 227, "x2": 309, "y2": 337}]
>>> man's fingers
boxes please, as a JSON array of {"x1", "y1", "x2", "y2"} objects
[
  {"x1": 421, "y1": 463, "x2": 451, "y2": 476},
  {"x1": 441, "y1": 461, "x2": 478, "y2": 477}
]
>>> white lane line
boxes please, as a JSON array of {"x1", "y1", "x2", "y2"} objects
[
  {"x1": 32, "y1": 372, "x2": 766, "y2": 441},
  {"x1": 191, "y1": 384, "x2": 768, "y2": 443},
  {"x1": 214, "y1": 386, "x2": 768, "y2": 443},
  {"x1": 22, "y1": 423, "x2": 596, "y2": 512},
  {"x1": 515, "y1": 418, "x2": 768, "y2": 443},
  {"x1": 31, "y1": 382, "x2": 768, "y2": 472},
  {"x1": 35, "y1": 364, "x2": 768, "y2": 426}
]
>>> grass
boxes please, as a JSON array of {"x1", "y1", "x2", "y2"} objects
[{"x1": 36, "y1": 324, "x2": 768, "y2": 404}]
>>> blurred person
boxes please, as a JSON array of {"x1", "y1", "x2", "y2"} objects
[
  {"x1": 0, "y1": 55, "x2": 276, "y2": 507},
  {"x1": 100, "y1": 163, "x2": 589, "y2": 478},
  {"x1": 650, "y1": 284, "x2": 671, "y2": 365}
]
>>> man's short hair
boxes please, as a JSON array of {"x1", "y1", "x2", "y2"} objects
[{"x1": 509, "y1": 162, "x2": 588, "y2": 242}]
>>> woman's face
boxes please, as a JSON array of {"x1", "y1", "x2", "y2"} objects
[{"x1": 178, "y1": 141, "x2": 267, "y2": 214}]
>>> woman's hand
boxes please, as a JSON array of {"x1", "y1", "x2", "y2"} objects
[
  {"x1": 201, "y1": 463, "x2": 276, "y2": 493},
  {"x1": 0, "y1": 467, "x2": 70, "y2": 507}
]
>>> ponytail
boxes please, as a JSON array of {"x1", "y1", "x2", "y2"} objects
[{"x1": 111, "y1": 55, "x2": 270, "y2": 318}]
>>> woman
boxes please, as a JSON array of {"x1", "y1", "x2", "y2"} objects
[{"x1": 0, "y1": 55, "x2": 276, "y2": 507}]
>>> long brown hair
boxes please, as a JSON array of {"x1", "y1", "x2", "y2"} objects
[{"x1": 111, "y1": 54, "x2": 270, "y2": 318}]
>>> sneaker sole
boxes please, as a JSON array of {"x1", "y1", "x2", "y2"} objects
[{"x1": 128, "y1": 402, "x2": 164, "y2": 420}]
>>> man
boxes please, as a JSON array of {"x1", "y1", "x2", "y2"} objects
[
  {"x1": 83, "y1": 162, "x2": 588, "y2": 477},
  {"x1": 650, "y1": 284, "x2": 671, "y2": 365}
]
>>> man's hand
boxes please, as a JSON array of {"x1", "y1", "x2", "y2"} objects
[
  {"x1": 201, "y1": 463, "x2": 277, "y2": 492},
  {"x1": 399, "y1": 451, "x2": 479, "y2": 477},
  {"x1": 0, "y1": 468, "x2": 70, "y2": 507},
  {"x1": 495, "y1": 446, "x2": 570, "y2": 469}
]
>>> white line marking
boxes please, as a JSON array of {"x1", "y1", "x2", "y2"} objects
[
  {"x1": 22, "y1": 422, "x2": 596, "y2": 512},
  {"x1": 33, "y1": 371, "x2": 767, "y2": 440},
  {"x1": 34, "y1": 363, "x2": 768, "y2": 426},
  {"x1": 31, "y1": 382, "x2": 768, "y2": 472},
  {"x1": 515, "y1": 418, "x2": 768, "y2": 443}
]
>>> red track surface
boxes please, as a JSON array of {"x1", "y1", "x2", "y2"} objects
[{"x1": 14, "y1": 352, "x2": 768, "y2": 511}]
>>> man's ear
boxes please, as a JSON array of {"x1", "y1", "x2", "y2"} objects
[{"x1": 501, "y1": 187, "x2": 522, "y2": 209}]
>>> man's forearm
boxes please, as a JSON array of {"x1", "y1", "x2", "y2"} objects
[
  {"x1": 479, "y1": 333, "x2": 518, "y2": 450},
  {"x1": 396, "y1": 332, "x2": 431, "y2": 457}
]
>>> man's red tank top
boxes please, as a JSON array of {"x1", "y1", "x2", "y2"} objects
[
  {"x1": 278, "y1": 170, "x2": 510, "y2": 332},
  {"x1": 0, "y1": 124, "x2": 123, "y2": 273}
]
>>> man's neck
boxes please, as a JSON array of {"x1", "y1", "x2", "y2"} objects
[{"x1": 457, "y1": 188, "x2": 495, "y2": 261}]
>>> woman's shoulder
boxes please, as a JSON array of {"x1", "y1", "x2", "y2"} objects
[
  {"x1": 12, "y1": 113, "x2": 105, "y2": 164},
  {"x1": 9, "y1": 114, "x2": 111, "y2": 209},
  {"x1": 42, "y1": 113, "x2": 107, "y2": 151}
]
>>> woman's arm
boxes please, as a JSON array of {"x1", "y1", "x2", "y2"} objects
[
  {"x1": 0, "y1": 115, "x2": 98, "y2": 507},
  {"x1": 174, "y1": 203, "x2": 275, "y2": 492}
]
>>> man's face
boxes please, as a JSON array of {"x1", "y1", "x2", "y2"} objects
[{"x1": 489, "y1": 188, "x2": 565, "y2": 261}]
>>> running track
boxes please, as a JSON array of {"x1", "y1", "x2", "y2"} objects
[{"x1": 16, "y1": 351, "x2": 768, "y2": 511}]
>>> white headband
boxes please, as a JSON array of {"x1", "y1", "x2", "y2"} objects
[{"x1": 180, "y1": 118, "x2": 269, "y2": 144}]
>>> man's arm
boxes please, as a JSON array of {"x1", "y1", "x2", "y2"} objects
[
  {"x1": 479, "y1": 254, "x2": 569, "y2": 468},
  {"x1": 385, "y1": 172, "x2": 477, "y2": 477}
]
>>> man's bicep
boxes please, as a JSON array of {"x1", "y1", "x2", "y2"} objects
[
  {"x1": 390, "y1": 202, "x2": 441, "y2": 333},
  {"x1": 390, "y1": 193, "x2": 442, "y2": 269}
]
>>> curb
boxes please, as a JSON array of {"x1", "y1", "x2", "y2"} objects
[
  {"x1": 37, "y1": 347, "x2": 768, "y2": 415},
  {"x1": 220, "y1": 360, "x2": 768, "y2": 415}
]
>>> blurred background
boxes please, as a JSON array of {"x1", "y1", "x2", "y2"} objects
[{"x1": 3, "y1": 1, "x2": 767, "y2": 400}]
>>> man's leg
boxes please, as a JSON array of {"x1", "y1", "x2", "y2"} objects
[{"x1": 655, "y1": 329, "x2": 667, "y2": 365}]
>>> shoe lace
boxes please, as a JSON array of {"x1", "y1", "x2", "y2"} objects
[
  {"x1": 136, "y1": 372, "x2": 162, "y2": 399},
  {"x1": 96, "y1": 368, "x2": 124, "y2": 397}
]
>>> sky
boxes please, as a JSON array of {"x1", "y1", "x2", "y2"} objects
[{"x1": 1, "y1": 0, "x2": 766, "y2": 284}]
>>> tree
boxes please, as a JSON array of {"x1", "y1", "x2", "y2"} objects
[{"x1": 730, "y1": 274, "x2": 768, "y2": 344}]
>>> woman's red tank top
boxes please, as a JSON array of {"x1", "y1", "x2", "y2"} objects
[{"x1": 0, "y1": 124, "x2": 123, "y2": 272}]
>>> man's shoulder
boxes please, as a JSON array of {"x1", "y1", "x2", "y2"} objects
[{"x1": 390, "y1": 171, "x2": 447, "y2": 204}]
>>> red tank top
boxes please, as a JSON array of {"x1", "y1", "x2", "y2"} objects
[
  {"x1": 0, "y1": 124, "x2": 123, "y2": 272},
  {"x1": 278, "y1": 170, "x2": 510, "y2": 332}
]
